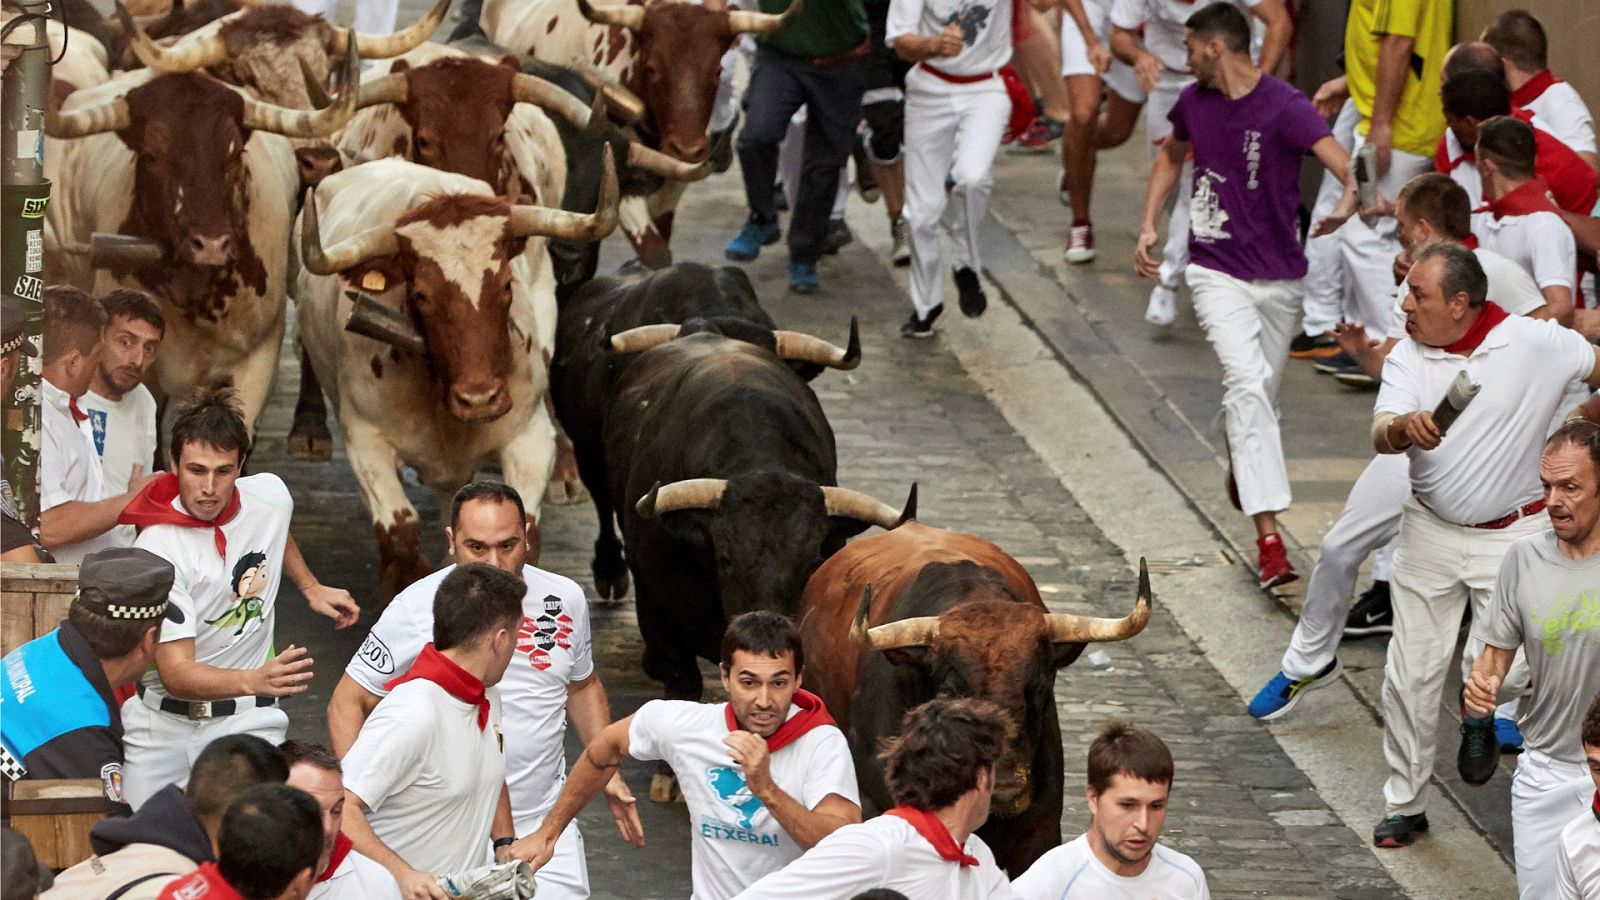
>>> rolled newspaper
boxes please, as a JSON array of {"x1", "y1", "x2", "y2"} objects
[
  {"x1": 1431, "y1": 369, "x2": 1479, "y2": 437},
  {"x1": 437, "y1": 861, "x2": 537, "y2": 900}
]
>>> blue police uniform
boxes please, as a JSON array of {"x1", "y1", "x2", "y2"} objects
[{"x1": 2, "y1": 620, "x2": 125, "y2": 804}]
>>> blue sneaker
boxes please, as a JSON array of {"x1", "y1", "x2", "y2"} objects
[
  {"x1": 789, "y1": 261, "x2": 819, "y2": 295},
  {"x1": 725, "y1": 217, "x2": 781, "y2": 262},
  {"x1": 1495, "y1": 717, "x2": 1524, "y2": 753},
  {"x1": 1249, "y1": 658, "x2": 1343, "y2": 721}
]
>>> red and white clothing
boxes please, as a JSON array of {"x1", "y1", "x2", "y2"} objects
[
  {"x1": 730, "y1": 809, "x2": 1015, "y2": 900},
  {"x1": 1013, "y1": 833, "x2": 1209, "y2": 899},
  {"x1": 626, "y1": 696, "x2": 859, "y2": 900},
  {"x1": 157, "y1": 863, "x2": 243, "y2": 900},
  {"x1": 1512, "y1": 70, "x2": 1597, "y2": 160},
  {"x1": 40, "y1": 379, "x2": 132, "y2": 564},
  {"x1": 1434, "y1": 113, "x2": 1599, "y2": 213},
  {"x1": 1474, "y1": 179, "x2": 1578, "y2": 298},
  {"x1": 1557, "y1": 799, "x2": 1600, "y2": 900},
  {"x1": 310, "y1": 838, "x2": 402, "y2": 900}
]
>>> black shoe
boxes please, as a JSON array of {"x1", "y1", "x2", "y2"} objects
[
  {"x1": 822, "y1": 219, "x2": 854, "y2": 255},
  {"x1": 1333, "y1": 370, "x2": 1378, "y2": 389},
  {"x1": 1344, "y1": 581, "x2": 1392, "y2": 637},
  {"x1": 1314, "y1": 351, "x2": 1359, "y2": 375},
  {"x1": 954, "y1": 267, "x2": 987, "y2": 318},
  {"x1": 1457, "y1": 715, "x2": 1498, "y2": 785},
  {"x1": 900, "y1": 304, "x2": 943, "y2": 339},
  {"x1": 1289, "y1": 332, "x2": 1340, "y2": 359},
  {"x1": 1373, "y1": 813, "x2": 1429, "y2": 848}
]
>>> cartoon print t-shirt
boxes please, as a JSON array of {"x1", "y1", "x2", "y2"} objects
[
  {"x1": 886, "y1": 0, "x2": 1013, "y2": 78},
  {"x1": 628, "y1": 700, "x2": 860, "y2": 900},
  {"x1": 135, "y1": 473, "x2": 293, "y2": 699}
]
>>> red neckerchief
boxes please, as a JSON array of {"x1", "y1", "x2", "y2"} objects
[
  {"x1": 1462, "y1": 234, "x2": 1479, "y2": 250},
  {"x1": 158, "y1": 863, "x2": 244, "y2": 900},
  {"x1": 1431, "y1": 301, "x2": 1509, "y2": 355},
  {"x1": 317, "y1": 833, "x2": 354, "y2": 883},
  {"x1": 724, "y1": 689, "x2": 835, "y2": 753},
  {"x1": 385, "y1": 643, "x2": 490, "y2": 730},
  {"x1": 1510, "y1": 69, "x2": 1561, "y2": 108},
  {"x1": 1591, "y1": 790, "x2": 1599, "y2": 825},
  {"x1": 1489, "y1": 178, "x2": 1562, "y2": 220},
  {"x1": 1434, "y1": 133, "x2": 1470, "y2": 173},
  {"x1": 117, "y1": 472, "x2": 241, "y2": 558},
  {"x1": 886, "y1": 806, "x2": 981, "y2": 867},
  {"x1": 68, "y1": 397, "x2": 89, "y2": 422}
]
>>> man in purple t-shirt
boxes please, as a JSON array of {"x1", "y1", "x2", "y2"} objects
[{"x1": 1136, "y1": 1, "x2": 1359, "y2": 590}]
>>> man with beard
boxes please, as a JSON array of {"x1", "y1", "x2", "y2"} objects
[{"x1": 80, "y1": 290, "x2": 161, "y2": 496}]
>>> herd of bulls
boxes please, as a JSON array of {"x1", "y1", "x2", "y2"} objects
[{"x1": 33, "y1": 0, "x2": 1154, "y2": 873}]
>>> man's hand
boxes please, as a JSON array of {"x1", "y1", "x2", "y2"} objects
[
  {"x1": 723, "y1": 731, "x2": 775, "y2": 797},
  {"x1": 246, "y1": 644, "x2": 314, "y2": 697},
  {"x1": 1366, "y1": 122, "x2": 1393, "y2": 178},
  {"x1": 1331, "y1": 321, "x2": 1375, "y2": 357},
  {"x1": 1463, "y1": 670, "x2": 1501, "y2": 718},
  {"x1": 1573, "y1": 308, "x2": 1600, "y2": 341},
  {"x1": 1085, "y1": 37, "x2": 1112, "y2": 75},
  {"x1": 1312, "y1": 75, "x2": 1349, "y2": 119},
  {"x1": 1311, "y1": 186, "x2": 1363, "y2": 238},
  {"x1": 604, "y1": 773, "x2": 645, "y2": 846},
  {"x1": 306, "y1": 583, "x2": 360, "y2": 629},
  {"x1": 393, "y1": 866, "x2": 448, "y2": 900},
  {"x1": 934, "y1": 21, "x2": 963, "y2": 58},
  {"x1": 1131, "y1": 50, "x2": 1162, "y2": 93},
  {"x1": 126, "y1": 465, "x2": 159, "y2": 497},
  {"x1": 1403, "y1": 410, "x2": 1442, "y2": 450},
  {"x1": 1392, "y1": 249, "x2": 1412, "y2": 285},
  {"x1": 1134, "y1": 228, "x2": 1161, "y2": 279},
  {"x1": 507, "y1": 829, "x2": 560, "y2": 872}
]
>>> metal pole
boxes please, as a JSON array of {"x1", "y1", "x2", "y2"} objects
[{"x1": 2, "y1": 0, "x2": 52, "y2": 529}]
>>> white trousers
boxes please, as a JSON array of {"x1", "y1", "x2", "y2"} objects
[
  {"x1": 779, "y1": 108, "x2": 849, "y2": 221},
  {"x1": 1302, "y1": 99, "x2": 1361, "y2": 336},
  {"x1": 290, "y1": 0, "x2": 397, "y2": 34},
  {"x1": 1281, "y1": 453, "x2": 1408, "y2": 679},
  {"x1": 1147, "y1": 80, "x2": 1192, "y2": 293},
  {"x1": 1381, "y1": 500, "x2": 1544, "y2": 816},
  {"x1": 1513, "y1": 750, "x2": 1593, "y2": 900},
  {"x1": 903, "y1": 69, "x2": 1009, "y2": 316},
  {"x1": 1336, "y1": 132, "x2": 1430, "y2": 335},
  {"x1": 513, "y1": 811, "x2": 590, "y2": 899},
  {"x1": 120, "y1": 695, "x2": 289, "y2": 810},
  {"x1": 1186, "y1": 265, "x2": 1300, "y2": 515}
]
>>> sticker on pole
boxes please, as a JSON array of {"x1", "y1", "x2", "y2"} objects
[{"x1": 20, "y1": 197, "x2": 47, "y2": 218}]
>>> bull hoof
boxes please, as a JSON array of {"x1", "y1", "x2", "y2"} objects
[
  {"x1": 286, "y1": 421, "x2": 334, "y2": 461},
  {"x1": 544, "y1": 478, "x2": 590, "y2": 506},
  {"x1": 649, "y1": 773, "x2": 683, "y2": 804},
  {"x1": 592, "y1": 557, "x2": 630, "y2": 601}
]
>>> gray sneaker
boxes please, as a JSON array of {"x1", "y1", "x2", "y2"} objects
[{"x1": 890, "y1": 218, "x2": 910, "y2": 267}]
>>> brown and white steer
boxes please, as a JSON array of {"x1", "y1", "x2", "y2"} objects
[{"x1": 294, "y1": 153, "x2": 618, "y2": 598}]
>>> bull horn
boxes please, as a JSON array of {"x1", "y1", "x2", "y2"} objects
[
  {"x1": 300, "y1": 187, "x2": 400, "y2": 275},
  {"x1": 609, "y1": 323, "x2": 680, "y2": 353},
  {"x1": 1045, "y1": 558, "x2": 1153, "y2": 644},
  {"x1": 300, "y1": 57, "x2": 333, "y2": 109},
  {"x1": 575, "y1": 0, "x2": 645, "y2": 31},
  {"x1": 327, "y1": 0, "x2": 450, "y2": 58},
  {"x1": 635, "y1": 478, "x2": 727, "y2": 517},
  {"x1": 508, "y1": 144, "x2": 619, "y2": 240},
  {"x1": 46, "y1": 95, "x2": 131, "y2": 138},
  {"x1": 772, "y1": 317, "x2": 860, "y2": 370},
  {"x1": 727, "y1": 0, "x2": 802, "y2": 34},
  {"x1": 848, "y1": 585, "x2": 876, "y2": 647},
  {"x1": 512, "y1": 72, "x2": 597, "y2": 129},
  {"x1": 344, "y1": 291, "x2": 426, "y2": 354},
  {"x1": 857, "y1": 613, "x2": 941, "y2": 651},
  {"x1": 242, "y1": 40, "x2": 359, "y2": 137},
  {"x1": 354, "y1": 72, "x2": 410, "y2": 109},
  {"x1": 573, "y1": 62, "x2": 645, "y2": 123},
  {"x1": 88, "y1": 233, "x2": 167, "y2": 269},
  {"x1": 820, "y1": 482, "x2": 913, "y2": 530},
  {"x1": 627, "y1": 141, "x2": 712, "y2": 181},
  {"x1": 116, "y1": 0, "x2": 227, "y2": 72}
]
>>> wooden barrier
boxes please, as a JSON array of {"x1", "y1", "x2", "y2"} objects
[
  {"x1": 1, "y1": 562, "x2": 78, "y2": 655},
  {"x1": 7, "y1": 778, "x2": 109, "y2": 869}
]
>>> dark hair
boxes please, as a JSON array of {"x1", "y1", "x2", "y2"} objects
[
  {"x1": 1442, "y1": 41, "x2": 1504, "y2": 82},
  {"x1": 67, "y1": 600, "x2": 161, "y2": 659},
  {"x1": 42, "y1": 285, "x2": 106, "y2": 364},
  {"x1": 720, "y1": 610, "x2": 804, "y2": 674},
  {"x1": 880, "y1": 698, "x2": 1012, "y2": 811},
  {"x1": 1441, "y1": 69, "x2": 1511, "y2": 121},
  {"x1": 1477, "y1": 115, "x2": 1537, "y2": 180},
  {"x1": 169, "y1": 385, "x2": 251, "y2": 466},
  {"x1": 1086, "y1": 720, "x2": 1174, "y2": 794},
  {"x1": 1, "y1": 825, "x2": 47, "y2": 898},
  {"x1": 99, "y1": 289, "x2": 166, "y2": 337},
  {"x1": 189, "y1": 734, "x2": 290, "y2": 821},
  {"x1": 1482, "y1": 9, "x2": 1546, "y2": 71},
  {"x1": 450, "y1": 480, "x2": 527, "y2": 529},
  {"x1": 1546, "y1": 419, "x2": 1600, "y2": 481},
  {"x1": 1185, "y1": 2, "x2": 1250, "y2": 53},
  {"x1": 1584, "y1": 691, "x2": 1600, "y2": 749},
  {"x1": 217, "y1": 784, "x2": 322, "y2": 900},
  {"x1": 1414, "y1": 242, "x2": 1489, "y2": 308},
  {"x1": 1397, "y1": 173, "x2": 1472, "y2": 240},
  {"x1": 278, "y1": 739, "x2": 341, "y2": 775},
  {"x1": 433, "y1": 563, "x2": 526, "y2": 650}
]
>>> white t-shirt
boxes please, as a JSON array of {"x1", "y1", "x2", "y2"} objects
[
  {"x1": 1375, "y1": 315, "x2": 1596, "y2": 525},
  {"x1": 1383, "y1": 247, "x2": 1548, "y2": 340},
  {"x1": 308, "y1": 847, "x2": 402, "y2": 900},
  {"x1": 1474, "y1": 208, "x2": 1578, "y2": 291},
  {"x1": 135, "y1": 473, "x2": 293, "y2": 699},
  {"x1": 1108, "y1": 0, "x2": 1263, "y2": 75},
  {"x1": 40, "y1": 379, "x2": 132, "y2": 564},
  {"x1": 1557, "y1": 806, "x2": 1600, "y2": 900},
  {"x1": 1012, "y1": 834, "x2": 1209, "y2": 900},
  {"x1": 731, "y1": 815, "x2": 1016, "y2": 900},
  {"x1": 342, "y1": 679, "x2": 505, "y2": 875},
  {"x1": 627, "y1": 699, "x2": 860, "y2": 900},
  {"x1": 886, "y1": 0, "x2": 1012, "y2": 78},
  {"x1": 80, "y1": 385, "x2": 158, "y2": 495},
  {"x1": 346, "y1": 563, "x2": 592, "y2": 824},
  {"x1": 1523, "y1": 79, "x2": 1598, "y2": 157}
]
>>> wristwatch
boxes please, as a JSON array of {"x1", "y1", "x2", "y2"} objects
[{"x1": 492, "y1": 837, "x2": 516, "y2": 850}]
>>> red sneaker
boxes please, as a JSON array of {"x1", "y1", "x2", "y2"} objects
[
  {"x1": 1065, "y1": 223, "x2": 1095, "y2": 263},
  {"x1": 1257, "y1": 534, "x2": 1298, "y2": 589}
]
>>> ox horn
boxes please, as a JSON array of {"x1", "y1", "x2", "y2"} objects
[
  {"x1": 327, "y1": 0, "x2": 450, "y2": 58},
  {"x1": 508, "y1": 144, "x2": 619, "y2": 240},
  {"x1": 573, "y1": 62, "x2": 645, "y2": 124},
  {"x1": 773, "y1": 317, "x2": 860, "y2": 370},
  {"x1": 575, "y1": 0, "x2": 644, "y2": 31},
  {"x1": 855, "y1": 609, "x2": 942, "y2": 651},
  {"x1": 354, "y1": 71, "x2": 410, "y2": 109},
  {"x1": 821, "y1": 481, "x2": 915, "y2": 531},
  {"x1": 116, "y1": 0, "x2": 228, "y2": 72},
  {"x1": 609, "y1": 323, "x2": 680, "y2": 354},
  {"x1": 727, "y1": 0, "x2": 803, "y2": 34},
  {"x1": 241, "y1": 41, "x2": 359, "y2": 137},
  {"x1": 300, "y1": 187, "x2": 400, "y2": 275},
  {"x1": 344, "y1": 291, "x2": 426, "y2": 354},
  {"x1": 513, "y1": 72, "x2": 600, "y2": 130},
  {"x1": 1045, "y1": 558, "x2": 1153, "y2": 644},
  {"x1": 300, "y1": 57, "x2": 333, "y2": 109},
  {"x1": 636, "y1": 478, "x2": 727, "y2": 518},
  {"x1": 627, "y1": 141, "x2": 713, "y2": 181},
  {"x1": 46, "y1": 95, "x2": 131, "y2": 139}
]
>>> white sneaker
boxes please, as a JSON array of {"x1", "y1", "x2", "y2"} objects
[
  {"x1": 890, "y1": 218, "x2": 911, "y2": 267},
  {"x1": 1064, "y1": 224, "x2": 1095, "y2": 264},
  {"x1": 1145, "y1": 285, "x2": 1177, "y2": 326}
]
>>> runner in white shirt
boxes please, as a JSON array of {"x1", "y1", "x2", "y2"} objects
[
  {"x1": 1369, "y1": 242, "x2": 1600, "y2": 849},
  {"x1": 281, "y1": 740, "x2": 402, "y2": 900},
  {"x1": 1483, "y1": 10, "x2": 1598, "y2": 168},
  {"x1": 79, "y1": 290, "x2": 161, "y2": 496},
  {"x1": 1474, "y1": 116, "x2": 1579, "y2": 323},
  {"x1": 518, "y1": 612, "x2": 861, "y2": 900},
  {"x1": 327, "y1": 481, "x2": 638, "y2": 900},
  {"x1": 118, "y1": 387, "x2": 359, "y2": 810},
  {"x1": 1556, "y1": 695, "x2": 1600, "y2": 900},
  {"x1": 1015, "y1": 721, "x2": 1207, "y2": 900},
  {"x1": 341, "y1": 564, "x2": 525, "y2": 899},
  {"x1": 732, "y1": 698, "x2": 1015, "y2": 900}
]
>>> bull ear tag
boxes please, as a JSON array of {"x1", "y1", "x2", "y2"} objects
[{"x1": 361, "y1": 270, "x2": 388, "y2": 292}]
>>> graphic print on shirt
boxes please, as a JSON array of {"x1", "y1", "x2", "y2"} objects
[
  {"x1": 87, "y1": 409, "x2": 108, "y2": 456},
  {"x1": 701, "y1": 766, "x2": 780, "y2": 845},
  {"x1": 516, "y1": 595, "x2": 573, "y2": 671},
  {"x1": 945, "y1": 1, "x2": 990, "y2": 45},
  {"x1": 205, "y1": 550, "x2": 270, "y2": 639},
  {"x1": 1190, "y1": 169, "x2": 1232, "y2": 242},
  {"x1": 1532, "y1": 591, "x2": 1600, "y2": 657}
]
